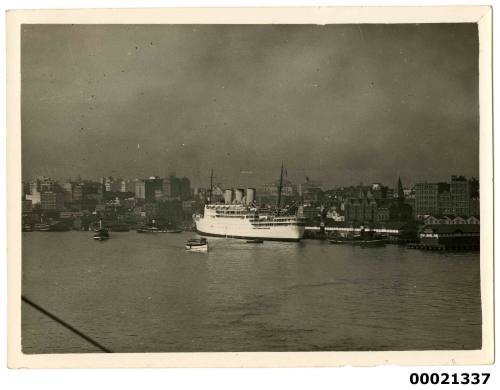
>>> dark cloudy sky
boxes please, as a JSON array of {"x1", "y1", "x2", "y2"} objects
[{"x1": 21, "y1": 24, "x2": 479, "y2": 188}]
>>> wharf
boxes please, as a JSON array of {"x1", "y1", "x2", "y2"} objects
[{"x1": 407, "y1": 243, "x2": 479, "y2": 252}]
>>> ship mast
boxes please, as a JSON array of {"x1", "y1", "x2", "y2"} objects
[
  {"x1": 276, "y1": 161, "x2": 284, "y2": 216},
  {"x1": 208, "y1": 169, "x2": 214, "y2": 204}
]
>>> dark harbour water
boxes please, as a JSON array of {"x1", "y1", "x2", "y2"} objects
[{"x1": 22, "y1": 231, "x2": 481, "y2": 353}]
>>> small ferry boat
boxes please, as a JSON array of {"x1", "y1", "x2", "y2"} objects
[
  {"x1": 246, "y1": 239, "x2": 264, "y2": 244},
  {"x1": 33, "y1": 223, "x2": 50, "y2": 232},
  {"x1": 136, "y1": 226, "x2": 167, "y2": 233},
  {"x1": 329, "y1": 228, "x2": 387, "y2": 247},
  {"x1": 185, "y1": 237, "x2": 208, "y2": 252},
  {"x1": 329, "y1": 238, "x2": 386, "y2": 247},
  {"x1": 93, "y1": 220, "x2": 110, "y2": 241},
  {"x1": 93, "y1": 228, "x2": 110, "y2": 241}
]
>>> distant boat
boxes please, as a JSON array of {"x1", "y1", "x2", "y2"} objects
[
  {"x1": 165, "y1": 229, "x2": 183, "y2": 234},
  {"x1": 329, "y1": 238, "x2": 386, "y2": 247},
  {"x1": 33, "y1": 223, "x2": 50, "y2": 232},
  {"x1": 93, "y1": 220, "x2": 110, "y2": 241},
  {"x1": 185, "y1": 237, "x2": 208, "y2": 252},
  {"x1": 329, "y1": 229, "x2": 386, "y2": 247},
  {"x1": 93, "y1": 229, "x2": 110, "y2": 241},
  {"x1": 246, "y1": 239, "x2": 264, "y2": 244},
  {"x1": 136, "y1": 226, "x2": 167, "y2": 233}
]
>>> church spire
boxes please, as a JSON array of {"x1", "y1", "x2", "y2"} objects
[{"x1": 397, "y1": 176, "x2": 405, "y2": 202}]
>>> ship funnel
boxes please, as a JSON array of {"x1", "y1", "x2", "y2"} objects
[
  {"x1": 246, "y1": 188, "x2": 256, "y2": 205},
  {"x1": 224, "y1": 189, "x2": 233, "y2": 204},
  {"x1": 234, "y1": 188, "x2": 244, "y2": 204}
]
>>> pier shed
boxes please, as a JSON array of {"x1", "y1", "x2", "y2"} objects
[{"x1": 418, "y1": 224, "x2": 480, "y2": 251}]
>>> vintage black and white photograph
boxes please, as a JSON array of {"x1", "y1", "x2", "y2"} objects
[{"x1": 7, "y1": 7, "x2": 493, "y2": 367}]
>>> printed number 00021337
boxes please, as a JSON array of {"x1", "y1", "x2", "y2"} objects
[{"x1": 410, "y1": 373, "x2": 490, "y2": 385}]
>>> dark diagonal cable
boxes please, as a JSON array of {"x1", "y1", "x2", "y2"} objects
[{"x1": 21, "y1": 295, "x2": 112, "y2": 353}]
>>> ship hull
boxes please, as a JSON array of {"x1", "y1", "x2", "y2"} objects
[
  {"x1": 195, "y1": 215, "x2": 304, "y2": 242},
  {"x1": 195, "y1": 229, "x2": 302, "y2": 242}
]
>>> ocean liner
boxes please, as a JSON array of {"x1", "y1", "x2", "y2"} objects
[{"x1": 194, "y1": 165, "x2": 305, "y2": 241}]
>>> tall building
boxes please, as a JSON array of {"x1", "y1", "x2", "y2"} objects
[
  {"x1": 36, "y1": 176, "x2": 57, "y2": 193},
  {"x1": 22, "y1": 199, "x2": 33, "y2": 213},
  {"x1": 121, "y1": 179, "x2": 136, "y2": 193},
  {"x1": 80, "y1": 180, "x2": 103, "y2": 211},
  {"x1": 299, "y1": 177, "x2": 322, "y2": 198},
  {"x1": 451, "y1": 175, "x2": 470, "y2": 216},
  {"x1": 372, "y1": 183, "x2": 389, "y2": 200},
  {"x1": 144, "y1": 177, "x2": 163, "y2": 203},
  {"x1": 40, "y1": 191, "x2": 65, "y2": 210},
  {"x1": 343, "y1": 197, "x2": 391, "y2": 223},
  {"x1": 179, "y1": 177, "x2": 192, "y2": 200},
  {"x1": 162, "y1": 175, "x2": 192, "y2": 200},
  {"x1": 135, "y1": 180, "x2": 146, "y2": 200},
  {"x1": 414, "y1": 182, "x2": 449, "y2": 216},
  {"x1": 438, "y1": 189, "x2": 453, "y2": 215},
  {"x1": 25, "y1": 186, "x2": 41, "y2": 205}
]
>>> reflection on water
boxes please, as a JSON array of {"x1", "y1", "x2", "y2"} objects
[{"x1": 22, "y1": 231, "x2": 481, "y2": 353}]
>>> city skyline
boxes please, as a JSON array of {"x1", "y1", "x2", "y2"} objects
[
  {"x1": 22, "y1": 24, "x2": 479, "y2": 188},
  {"x1": 23, "y1": 171, "x2": 478, "y2": 192}
]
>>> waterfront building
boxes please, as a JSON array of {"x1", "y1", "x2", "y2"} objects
[
  {"x1": 135, "y1": 180, "x2": 146, "y2": 200},
  {"x1": 22, "y1": 182, "x2": 31, "y2": 197},
  {"x1": 80, "y1": 180, "x2": 103, "y2": 211},
  {"x1": 342, "y1": 181, "x2": 408, "y2": 223},
  {"x1": 145, "y1": 202, "x2": 160, "y2": 218},
  {"x1": 135, "y1": 176, "x2": 164, "y2": 204},
  {"x1": 419, "y1": 224, "x2": 479, "y2": 250},
  {"x1": 451, "y1": 175, "x2": 471, "y2": 216},
  {"x1": 70, "y1": 183, "x2": 82, "y2": 202},
  {"x1": 299, "y1": 177, "x2": 323, "y2": 201},
  {"x1": 414, "y1": 182, "x2": 449, "y2": 216},
  {"x1": 120, "y1": 179, "x2": 136, "y2": 193},
  {"x1": 415, "y1": 176, "x2": 479, "y2": 218},
  {"x1": 415, "y1": 182, "x2": 438, "y2": 216},
  {"x1": 376, "y1": 203, "x2": 391, "y2": 222},
  {"x1": 25, "y1": 187, "x2": 41, "y2": 205},
  {"x1": 178, "y1": 177, "x2": 192, "y2": 200},
  {"x1": 111, "y1": 178, "x2": 122, "y2": 192},
  {"x1": 452, "y1": 216, "x2": 467, "y2": 224},
  {"x1": 36, "y1": 176, "x2": 57, "y2": 193},
  {"x1": 297, "y1": 205, "x2": 320, "y2": 220},
  {"x1": 103, "y1": 176, "x2": 112, "y2": 192},
  {"x1": 422, "y1": 214, "x2": 479, "y2": 225},
  {"x1": 371, "y1": 183, "x2": 388, "y2": 199},
  {"x1": 469, "y1": 177, "x2": 479, "y2": 216},
  {"x1": 467, "y1": 215, "x2": 480, "y2": 224},
  {"x1": 162, "y1": 175, "x2": 192, "y2": 201},
  {"x1": 344, "y1": 196, "x2": 379, "y2": 223},
  {"x1": 22, "y1": 199, "x2": 33, "y2": 214},
  {"x1": 326, "y1": 207, "x2": 345, "y2": 222},
  {"x1": 438, "y1": 189, "x2": 453, "y2": 215},
  {"x1": 470, "y1": 197, "x2": 480, "y2": 216},
  {"x1": 101, "y1": 176, "x2": 123, "y2": 193},
  {"x1": 40, "y1": 191, "x2": 65, "y2": 210}
]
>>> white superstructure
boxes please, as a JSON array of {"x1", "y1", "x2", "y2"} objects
[{"x1": 194, "y1": 203, "x2": 305, "y2": 241}]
